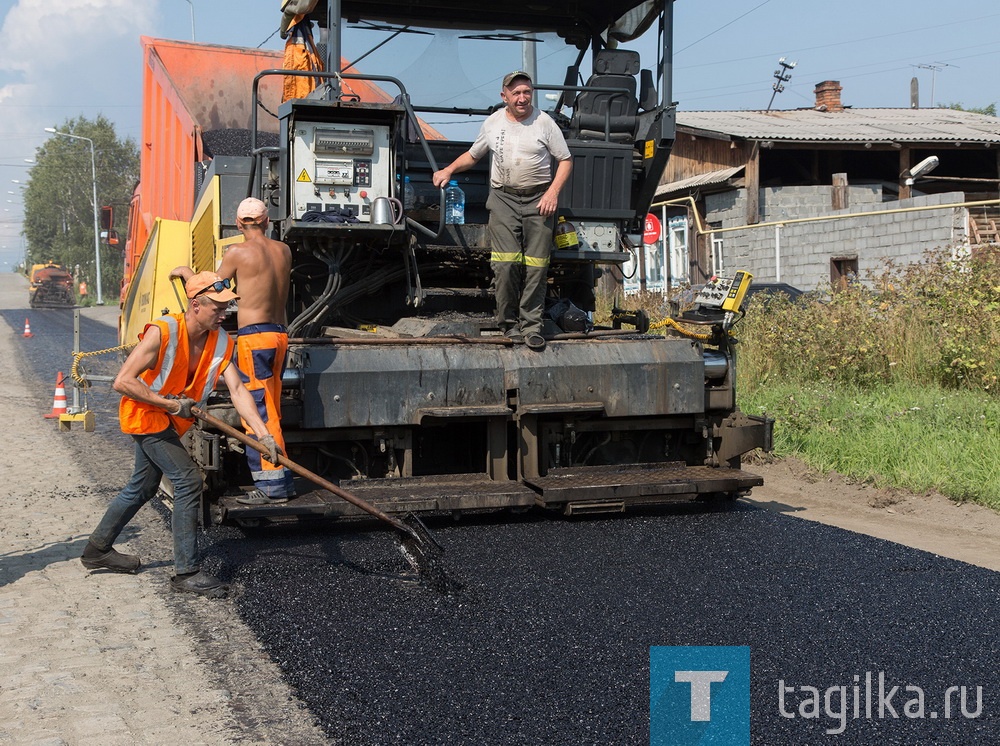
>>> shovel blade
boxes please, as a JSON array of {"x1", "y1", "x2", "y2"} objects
[{"x1": 395, "y1": 513, "x2": 461, "y2": 594}]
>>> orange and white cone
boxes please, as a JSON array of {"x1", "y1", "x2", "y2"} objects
[
  {"x1": 22, "y1": 318, "x2": 33, "y2": 338},
  {"x1": 44, "y1": 372, "x2": 68, "y2": 419}
]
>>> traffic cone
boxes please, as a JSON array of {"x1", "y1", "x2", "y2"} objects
[
  {"x1": 22, "y1": 318, "x2": 33, "y2": 338},
  {"x1": 44, "y1": 372, "x2": 68, "y2": 419}
]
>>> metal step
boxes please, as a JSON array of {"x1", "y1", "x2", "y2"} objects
[
  {"x1": 347, "y1": 474, "x2": 536, "y2": 513},
  {"x1": 217, "y1": 464, "x2": 762, "y2": 522},
  {"x1": 219, "y1": 474, "x2": 536, "y2": 521},
  {"x1": 524, "y1": 462, "x2": 764, "y2": 508}
]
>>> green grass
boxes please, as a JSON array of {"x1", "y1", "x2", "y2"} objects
[
  {"x1": 717, "y1": 246, "x2": 1000, "y2": 509},
  {"x1": 741, "y1": 381, "x2": 1000, "y2": 508}
]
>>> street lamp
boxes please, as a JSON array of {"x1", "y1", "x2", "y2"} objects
[
  {"x1": 183, "y1": 0, "x2": 196, "y2": 40},
  {"x1": 44, "y1": 127, "x2": 103, "y2": 304}
]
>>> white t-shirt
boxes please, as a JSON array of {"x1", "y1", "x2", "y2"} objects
[{"x1": 469, "y1": 107, "x2": 571, "y2": 190}]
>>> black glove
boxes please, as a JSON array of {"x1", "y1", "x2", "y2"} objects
[
  {"x1": 171, "y1": 397, "x2": 196, "y2": 419},
  {"x1": 259, "y1": 435, "x2": 282, "y2": 464}
]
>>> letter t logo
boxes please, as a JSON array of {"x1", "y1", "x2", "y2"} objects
[
  {"x1": 674, "y1": 670, "x2": 729, "y2": 721},
  {"x1": 650, "y1": 646, "x2": 749, "y2": 745}
]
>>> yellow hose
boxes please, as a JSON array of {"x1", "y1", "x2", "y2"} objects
[{"x1": 648, "y1": 317, "x2": 715, "y2": 341}]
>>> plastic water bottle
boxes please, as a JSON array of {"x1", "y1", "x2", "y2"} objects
[
  {"x1": 403, "y1": 176, "x2": 416, "y2": 210},
  {"x1": 445, "y1": 180, "x2": 465, "y2": 225}
]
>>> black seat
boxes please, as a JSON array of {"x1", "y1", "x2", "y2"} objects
[{"x1": 570, "y1": 49, "x2": 641, "y2": 142}]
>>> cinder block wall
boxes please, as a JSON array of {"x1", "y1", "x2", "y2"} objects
[{"x1": 704, "y1": 186, "x2": 967, "y2": 290}]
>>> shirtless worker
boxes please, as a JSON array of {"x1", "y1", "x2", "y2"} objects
[{"x1": 170, "y1": 197, "x2": 295, "y2": 505}]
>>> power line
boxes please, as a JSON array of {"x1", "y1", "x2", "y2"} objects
[{"x1": 676, "y1": 0, "x2": 773, "y2": 55}]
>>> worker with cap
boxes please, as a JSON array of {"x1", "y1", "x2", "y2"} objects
[
  {"x1": 171, "y1": 196, "x2": 295, "y2": 505},
  {"x1": 433, "y1": 70, "x2": 572, "y2": 351},
  {"x1": 81, "y1": 271, "x2": 280, "y2": 598}
]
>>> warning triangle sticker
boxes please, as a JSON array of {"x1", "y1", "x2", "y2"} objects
[{"x1": 296, "y1": 169, "x2": 311, "y2": 183}]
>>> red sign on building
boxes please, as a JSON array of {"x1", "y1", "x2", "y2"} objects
[{"x1": 643, "y1": 213, "x2": 661, "y2": 244}]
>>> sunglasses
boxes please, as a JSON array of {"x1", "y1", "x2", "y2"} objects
[{"x1": 194, "y1": 278, "x2": 233, "y2": 296}]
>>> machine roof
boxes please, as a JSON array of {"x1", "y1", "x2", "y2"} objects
[{"x1": 335, "y1": 0, "x2": 662, "y2": 42}]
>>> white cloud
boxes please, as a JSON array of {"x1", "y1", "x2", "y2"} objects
[
  {"x1": 0, "y1": 0, "x2": 155, "y2": 138},
  {"x1": 0, "y1": 0, "x2": 157, "y2": 267},
  {"x1": 0, "y1": 0, "x2": 154, "y2": 73}
]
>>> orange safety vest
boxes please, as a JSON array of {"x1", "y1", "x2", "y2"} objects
[
  {"x1": 119, "y1": 313, "x2": 234, "y2": 436},
  {"x1": 281, "y1": 18, "x2": 322, "y2": 102}
]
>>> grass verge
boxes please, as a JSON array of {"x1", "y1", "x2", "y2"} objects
[{"x1": 741, "y1": 381, "x2": 1000, "y2": 509}]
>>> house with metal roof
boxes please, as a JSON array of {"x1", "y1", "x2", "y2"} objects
[{"x1": 644, "y1": 81, "x2": 1000, "y2": 292}]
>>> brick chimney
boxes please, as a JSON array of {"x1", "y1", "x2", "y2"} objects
[{"x1": 814, "y1": 80, "x2": 844, "y2": 112}]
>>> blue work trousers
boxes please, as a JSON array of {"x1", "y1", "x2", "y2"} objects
[{"x1": 89, "y1": 428, "x2": 203, "y2": 575}]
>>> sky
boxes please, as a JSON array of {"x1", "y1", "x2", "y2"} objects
[{"x1": 0, "y1": 0, "x2": 998, "y2": 269}]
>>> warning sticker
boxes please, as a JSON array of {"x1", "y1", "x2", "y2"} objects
[{"x1": 297, "y1": 169, "x2": 312, "y2": 183}]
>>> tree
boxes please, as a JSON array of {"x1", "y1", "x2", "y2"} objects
[
  {"x1": 23, "y1": 115, "x2": 139, "y2": 301},
  {"x1": 940, "y1": 102, "x2": 997, "y2": 117}
]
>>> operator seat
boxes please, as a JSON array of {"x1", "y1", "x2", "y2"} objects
[{"x1": 570, "y1": 49, "x2": 641, "y2": 142}]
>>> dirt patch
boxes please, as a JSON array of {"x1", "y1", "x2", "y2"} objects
[{"x1": 745, "y1": 455, "x2": 1000, "y2": 572}]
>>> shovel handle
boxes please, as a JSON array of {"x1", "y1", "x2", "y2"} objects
[{"x1": 191, "y1": 407, "x2": 415, "y2": 538}]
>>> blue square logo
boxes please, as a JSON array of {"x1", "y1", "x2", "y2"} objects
[{"x1": 650, "y1": 646, "x2": 750, "y2": 746}]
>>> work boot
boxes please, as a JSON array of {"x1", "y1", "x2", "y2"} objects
[
  {"x1": 171, "y1": 570, "x2": 229, "y2": 599},
  {"x1": 80, "y1": 541, "x2": 141, "y2": 574},
  {"x1": 525, "y1": 332, "x2": 546, "y2": 351},
  {"x1": 236, "y1": 489, "x2": 290, "y2": 506}
]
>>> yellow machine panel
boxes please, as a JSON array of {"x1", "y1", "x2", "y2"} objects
[
  {"x1": 119, "y1": 218, "x2": 193, "y2": 344},
  {"x1": 722, "y1": 271, "x2": 753, "y2": 312}
]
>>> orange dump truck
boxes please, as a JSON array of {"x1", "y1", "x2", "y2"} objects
[{"x1": 29, "y1": 262, "x2": 74, "y2": 308}]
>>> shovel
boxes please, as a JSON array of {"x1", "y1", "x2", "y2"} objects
[{"x1": 191, "y1": 407, "x2": 452, "y2": 588}]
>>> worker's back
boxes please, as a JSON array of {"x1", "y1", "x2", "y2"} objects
[{"x1": 220, "y1": 233, "x2": 291, "y2": 327}]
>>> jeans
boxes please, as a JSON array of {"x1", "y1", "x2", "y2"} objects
[{"x1": 89, "y1": 428, "x2": 203, "y2": 575}]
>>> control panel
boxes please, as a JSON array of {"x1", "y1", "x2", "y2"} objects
[
  {"x1": 290, "y1": 122, "x2": 392, "y2": 222},
  {"x1": 694, "y1": 271, "x2": 754, "y2": 311},
  {"x1": 573, "y1": 222, "x2": 619, "y2": 253}
]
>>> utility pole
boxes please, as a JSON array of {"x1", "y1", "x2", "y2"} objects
[
  {"x1": 766, "y1": 57, "x2": 796, "y2": 112},
  {"x1": 183, "y1": 0, "x2": 196, "y2": 40}
]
